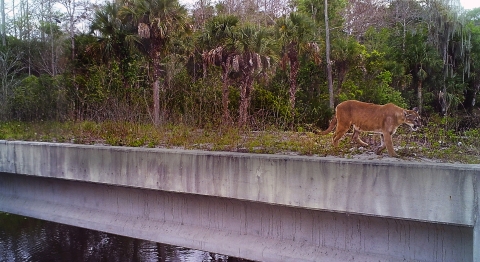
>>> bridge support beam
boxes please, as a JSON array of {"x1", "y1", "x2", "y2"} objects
[
  {"x1": 0, "y1": 141, "x2": 479, "y2": 261},
  {"x1": 0, "y1": 172, "x2": 474, "y2": 262}
]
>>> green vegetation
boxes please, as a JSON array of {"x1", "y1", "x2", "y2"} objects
[
  {"x1": 1, "y1": 0, "x2": 479, "y2": 164},
  {"x1": 1, "y1": 120, "x2": 478, "y2": 164}
]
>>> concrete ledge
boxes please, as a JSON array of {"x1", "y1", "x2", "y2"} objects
[
  {"x1": 1, "y1": 140, "x2": 478, "y2": 226},
  {"x1": 1, "y1": 141, "x2": 479, "y2": 261}
]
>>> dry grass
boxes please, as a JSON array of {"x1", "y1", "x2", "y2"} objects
[{"x1": 1, "y1": 121, "x2": 479, "y2": 164}]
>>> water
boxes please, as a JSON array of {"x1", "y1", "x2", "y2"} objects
[{"x1": 0, "y1": 213, "x2": 251, "y2": 262}]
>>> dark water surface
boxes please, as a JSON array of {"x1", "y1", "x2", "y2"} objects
[{"x1": 0, "y1": 213, "x2": 251, "y2": 262}]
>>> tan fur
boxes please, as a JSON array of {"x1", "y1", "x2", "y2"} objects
[{"x1": 317, "y1": 100, "x2": 421, "y2": 157}]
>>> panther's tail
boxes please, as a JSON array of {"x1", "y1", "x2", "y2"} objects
[{"x1": 314, "y1": 116, "x2": 337, "y2": 135}]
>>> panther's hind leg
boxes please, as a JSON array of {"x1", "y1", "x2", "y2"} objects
[
  {"x1": 352, "y1": 127, "x2": 369, "y2": 147},
  {"x1": 332, "y1": 124, "x2": 349, "y2": 147}
]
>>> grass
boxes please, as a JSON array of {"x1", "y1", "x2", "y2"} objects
[{"x1": 0, "y1": 120, "x2": 479, "y2": 164}]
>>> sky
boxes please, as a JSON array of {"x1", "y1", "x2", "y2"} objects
[
  {"x1": 2, "y1": 0, "x2": 480, "y2": 20},
  {"x1": 460, "y1": 0, "x2": 480, "y2": 10},
  {"x1": 177, "y1": 0, "x2": 480, "y2": 11}
]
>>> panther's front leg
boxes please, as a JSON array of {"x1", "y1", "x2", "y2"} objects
[{"x1": 378, "y1": 132, "x2": 397, "y2": 157}]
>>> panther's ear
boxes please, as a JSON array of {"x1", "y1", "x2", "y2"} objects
[{"x1": 412, "y1": 107, "x2": 419, "y2": 112}]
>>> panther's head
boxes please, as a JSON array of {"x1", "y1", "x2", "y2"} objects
[{"x1": 404, "y1": 108, "x2": 421, "y2": 131}]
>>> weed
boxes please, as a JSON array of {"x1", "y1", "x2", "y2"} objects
[{"x1": 1, "y1": 119, "x2": 479, "y2": 164}]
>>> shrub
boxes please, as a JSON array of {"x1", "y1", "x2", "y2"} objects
[{"x1": 9, "y1": 75, "x2": 66, "y2": 121}]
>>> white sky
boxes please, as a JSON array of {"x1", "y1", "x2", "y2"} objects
[
  {"x1": 3, "y1": 0, "x2": 480, "y2": 19},
  {"x1": 179, "y1": 0, "x2": 480, "y2": 11},
  {"x1": 460, "y1": 0, "x2": 480, "y2": 10}
]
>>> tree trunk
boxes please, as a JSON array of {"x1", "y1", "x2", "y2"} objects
[
  {"x1": 287, "y1": 44, "x2": 299, "y2": 127},
  {"x1": 417, "y1": 79, "x2": 423, "y2": 114},
  {"x1": 239, "y1": 69, "x2": 254, "y2": 128},
  {"x1": 464, "y1": 82, "x2": 479, "y2": 112},
  {"x1": 151, "y1": 39, "x2": 163, "y2": 126},
  {"x1": 324, "y1": 0, "x2": 334, "y2": 109},
  {"x1": 145, "y1": 20, "x2": 169, "y2": 126},
  {"x1": 221, "y1": 57, "x2": 232, "y2": 125},
  {"x1": 51, "y1": 13, "x2": 55, "y2": 76},
  {"x1": 153, "y1": 79, "x2": 160, "y2": 125},
  {"x1": 288, "y1": 44, "x2": 299, "y2": 112},
  {"x1": 336, "y1": 62, "x2": 347, "y2": 96}
]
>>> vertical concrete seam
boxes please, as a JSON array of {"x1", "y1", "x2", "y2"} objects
[
  {"x1": 12, "y1": 141, "x2": 17, "y2": 174},
  {"x1": 472, "y1": 170, "x2": 480, "y2": 262},
  {"x1": 474, "y1": 172, "x2": 478, "y2": 225}
]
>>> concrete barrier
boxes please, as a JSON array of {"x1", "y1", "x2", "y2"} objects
[{"x1": 0, "y1": 140, "x2": 479, "y2": 261}]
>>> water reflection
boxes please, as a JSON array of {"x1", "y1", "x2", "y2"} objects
[{"x1": 0, "y1": 213, "x2": 250, "y2": 262}]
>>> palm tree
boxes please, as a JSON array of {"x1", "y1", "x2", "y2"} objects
[
  {"x1": 120, "y1": 0, "x2": 188, "y2": 125},
  {"x1": 404, "y1": 30, "x2": 442, "y2": 113},
  {"x1": 202, "y1": 19, "x2": 276, "y2": 127},
  {"x1": 90, "y1": 2, "x2": 133, "y2": 63},
  {"x1": 233, "y1": 25, "x2": 277, "y2": 127},
  {"x1": 331, "y1": 36, "x2": 364, "y2": 96},
  {"x1": 275, "y1": 12, "x2": 314, "y2": 123},
  {"x1": 201, "y1": 15, "x2": 239, "y2": 124}
]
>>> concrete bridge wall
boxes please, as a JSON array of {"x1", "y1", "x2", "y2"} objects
[{"x1": 0, "y1": 140, "x2": 479, "y2": 261}]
